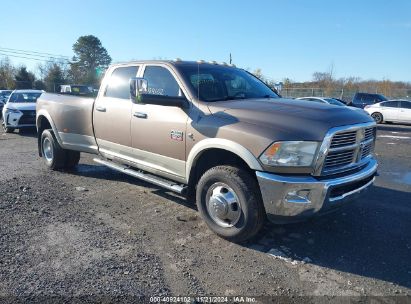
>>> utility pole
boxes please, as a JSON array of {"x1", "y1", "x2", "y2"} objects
[{"x1": 229, "y1": 53, "x2": 232, "y2": 64}]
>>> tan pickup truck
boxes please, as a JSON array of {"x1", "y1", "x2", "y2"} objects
[{"x1": 36, "y1": 60, "x2": 378, "y2": 242}]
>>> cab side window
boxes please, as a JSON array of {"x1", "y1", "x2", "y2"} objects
[
  {"x1": 105, "y1": 66, "x2": 139, "y2": 99},
  {"x1": 143, "y1": 66, "x2": 181, "y2": 97}
]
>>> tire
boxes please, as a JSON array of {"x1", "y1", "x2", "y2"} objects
[
  {"x1": 196, "y1": 165, "x2": 266, "y2": 243},
  {"x1": 3, "y1": 124, "x2": 14, "y2": 133},
  {"x1": 66, "y1": 150, "x2": 81, "y2": 169},
  {"x1": 41, "y1": 129, "x2": 80, "y2": 170},
  {"x1": 371, "y1": 112, "x2": 383, "y2": 124}
]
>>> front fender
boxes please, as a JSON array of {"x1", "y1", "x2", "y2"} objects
[{"x1": 185, "y1": 138, "x2": 263, "y2": 182}]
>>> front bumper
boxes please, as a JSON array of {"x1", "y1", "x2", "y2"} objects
[
  {"x1": 256, "y1": 158, "x2": 378, "y2": 224},
  {"x1": 3, "y1": 112, "x2": 36, "y2": 128}
]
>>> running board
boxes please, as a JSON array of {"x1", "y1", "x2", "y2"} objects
[{"x1": 93, "y1": 158, "x2": 187, "y2": 195}]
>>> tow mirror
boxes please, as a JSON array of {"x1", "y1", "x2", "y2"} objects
[
  {"x1": 129, "y1": 77, "x2": 188, "y2": 108},
  {"x1": 130, "y1": 77, "x2": 148, "y2": 103}
]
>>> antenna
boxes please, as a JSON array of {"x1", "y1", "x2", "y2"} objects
[{"x1": 229, "y1": 53, "x2": 232, "y2": 64}]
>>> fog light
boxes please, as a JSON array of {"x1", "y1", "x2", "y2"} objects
[{"x1": 285, "y1": 189, "x2": 311, "y2": 204}]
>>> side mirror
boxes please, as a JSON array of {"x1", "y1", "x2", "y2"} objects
[
  {"x1": 129, "y1": 77, "x2": 188, "y2": 108},
  {"x1": 130, "y1": 77, "x2": 148, "y2": 102}
]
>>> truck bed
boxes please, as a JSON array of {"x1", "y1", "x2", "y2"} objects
[{"x1": 37, "y1": 93, "x2": 98, "y2": 153}]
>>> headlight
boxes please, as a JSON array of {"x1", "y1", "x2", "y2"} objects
[{"x1": 260, "y1": 141, "x2": 320, "y2": 167}]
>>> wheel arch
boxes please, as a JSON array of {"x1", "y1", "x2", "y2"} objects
[
  {"x1": 36, "y1": 110, "x2": 63, "y2": 156},
  {"x1": 185, "y1": 139, "x2": 263, "y2": 198}
]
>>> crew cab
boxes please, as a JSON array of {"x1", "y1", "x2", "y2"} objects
[{"x1": 36, "y1": 60, "x2": 378, "y2": 242}]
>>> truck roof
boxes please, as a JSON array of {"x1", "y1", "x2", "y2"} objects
[{"x1": 110, "y1": 60, "x2": 237, "y2": 69}]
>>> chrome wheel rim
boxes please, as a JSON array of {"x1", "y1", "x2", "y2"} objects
[
  {"x1": 43, "y1": 138, "x2": 53, "y2": 162},
  {"x1": 372, "y1": 113, "x2": 381, "y2": 123},
  {"x1": 206, "y1": 183, "x2": 241, "y2": 228}
]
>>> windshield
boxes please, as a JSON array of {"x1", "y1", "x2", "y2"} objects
[
  {"x1": 177, "y1": 65, "x2": 279, "y2": 102},
  {"x1": 9, "y1": 92, "x2": 42, "y2": 103},
  {"x1": 324, "y1": 98, "x2": 345, "y2": 106},
  {"x1": 376, "y1": 94, "x2": 388, "y2": 102}
]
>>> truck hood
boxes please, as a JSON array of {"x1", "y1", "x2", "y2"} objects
[
  {"x1": 5, "y1": 102, "x2": 36, "y2": 111},
  {"x1": 207, "y1": 98, "x2": 374, "y2": 141}
]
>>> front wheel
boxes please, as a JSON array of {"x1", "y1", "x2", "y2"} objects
[
  {"x1": 371, "y1": 112, "x2": 383, "y2": 124},
  {"x1": 3, "y1": 124, "x2": 14, "y2": 133},
  {"x1": 196, "y1": 166, "x2": 266, "y2": 243}
]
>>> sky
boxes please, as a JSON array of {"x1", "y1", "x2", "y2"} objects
[{"x1": 0, "y1": 0, "x2": 410, "y2": 82}]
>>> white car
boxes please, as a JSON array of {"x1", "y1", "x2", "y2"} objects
[
  {"x1": 296, "y1": 96, "x2": 346, "y2": 106},
  {"x1": 2, "y1": 90, "x2": 44, "y2": 133},
  {"x1": 364, "y1": 100, "x2": 411, "y2": 124}
]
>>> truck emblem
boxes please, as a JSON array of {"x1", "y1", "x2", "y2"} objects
[{"x1": 170, "y1": 130, "x2": 183, "y2": 141}]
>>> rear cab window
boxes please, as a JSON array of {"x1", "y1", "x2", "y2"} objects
[{"x1": 105, "y1": 66, "x2": 139, "y2": 99}]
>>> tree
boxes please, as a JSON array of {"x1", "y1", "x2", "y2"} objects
[
  {"x1": 14, "y1": 67, "x2": 35, "y2": 89},
  {"x1": 34, "y1": 80, "x2": 46, "y2": 90},
  {"x1": 44, "y1": 63, "x2": 66, "y2": 92},
  {"x1": 0, "y1": 57, "x2": 16, "y2": 89},
  {"x1": 69, "y1": 35, "x2": 111, "y2": 86}
]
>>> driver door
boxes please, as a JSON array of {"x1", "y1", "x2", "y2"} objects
[{"x1": 130, "y1": 64, "x2": 189, "y2": 180}]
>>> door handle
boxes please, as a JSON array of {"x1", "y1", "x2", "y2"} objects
[
  {"x1": 133, "y1": 112, "x2": 147, "y2": 119},
  {"x1": 96, "y1": 106, "x2": 106, "y2": 112}
]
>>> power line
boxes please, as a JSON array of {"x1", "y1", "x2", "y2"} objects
[
  {"x1": 0, "y1": 52, "x2": 72, "y2": 63},
  {"x1": 0, "y1": 48, "x2": 70, "y2": 61},
  {"x1": 0, "y1": 46, "x2": 70, "y2": 59}
]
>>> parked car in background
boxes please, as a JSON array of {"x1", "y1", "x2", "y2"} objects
[
  {"x1": 2, "y1": 90, "x2": 44, "y2": 133},
  {"x1": 0, "y1": 90, "x2": 12, "y2": 103},
  {"x1": 333, "y1": 97, "x2": 351, "y2": 105},
  {"x1": 0, "y1": 90, "x2": 13, "y2": 118},
  {"x1": 352, "y1": 92, "x2": 388, "y2": 109},
  {"x1": 364, "y1": 100, "x2": 411, "y2": 124},
  {"x1": 296, "y1": 97, "x2": 346, "y2": 106},
  {"x1": 60, "y1": 85, "x2": 95, "y2": 96}
]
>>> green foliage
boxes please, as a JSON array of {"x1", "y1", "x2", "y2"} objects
[
  {"x1": 34, "y1": 80, "x2": 46, "y2": 90},
  {"x1": 0, "y1": 57, "x2": 16, "y2": 89},
  {"x1": 44, "y1": 63, "x2": 66, "y2": 92},
  {"x1": 14, "y1": 67, "x2": 35, "y2": 89},
  {"x1": 69, "y1": 35, "x2": 111, "y2": 86}
]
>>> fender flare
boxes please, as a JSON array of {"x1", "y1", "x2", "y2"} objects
[
  {"x1": 185, "y1": 138, "x2": 263, "y2": 182},
  {"x1": 36, "y1": 110, "x2": 64, "y2": 147}
]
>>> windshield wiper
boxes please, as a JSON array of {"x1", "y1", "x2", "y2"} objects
[{"x1": 222, "y1": 96, "x2": 247, "y2": 101}]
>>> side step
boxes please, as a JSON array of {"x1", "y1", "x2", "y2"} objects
[{"x1": 93, "y1": 158, "x2": 187, "y2": 195}]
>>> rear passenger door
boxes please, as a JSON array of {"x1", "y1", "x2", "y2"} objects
[
  {"x1": 380, "y1": 101, "x2": 400, "y2": 121},
  {"x1": 399, "y1": 101, "x2": 411, "y2": 123},
  {"x1": 93, "y1": 65, "x2": 139, "y2": 157}
]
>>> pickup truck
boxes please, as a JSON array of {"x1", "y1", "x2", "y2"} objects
[{"x1": 36, "y1": 60, "x2": 378, "y2": 242}]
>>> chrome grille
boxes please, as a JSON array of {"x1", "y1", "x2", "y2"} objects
[
  {"x1": 329, "y1": 131, "x2": 357, "y2": 148},
  {"x1": 361, "y1": 141, "x2": 374, "y2": 159},
  {"x1": 364, "y1": 128, "x2": 374, "y2": 141},
  {"x1": 324, "y1": 149, "x2": 355, "y2": 169},
  {"x1": 318, "y1": 125, "x2": 376, "y2": 175}
]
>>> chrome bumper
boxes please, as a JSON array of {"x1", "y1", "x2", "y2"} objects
[{"x1": 256, "y1": 158, "x2": 378, "y2": 224}]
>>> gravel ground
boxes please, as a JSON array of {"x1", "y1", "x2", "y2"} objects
[{"x1": 0, "y1": 124, "x2": 410, "y2": 302}]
